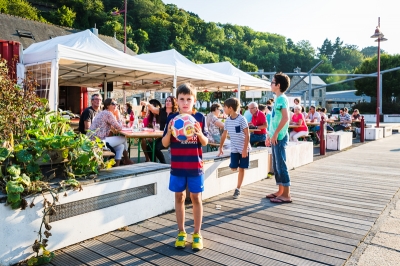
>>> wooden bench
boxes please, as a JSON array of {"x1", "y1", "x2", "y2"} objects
[{"x1": 102, "y1": 150, "x2": 115, "y2": 161}]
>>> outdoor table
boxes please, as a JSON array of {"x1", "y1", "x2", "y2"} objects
[{"x1": 120, "y1": 129, "x2": 163, "y2": 162}]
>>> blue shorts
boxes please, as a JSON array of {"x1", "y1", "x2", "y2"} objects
[
  {"x1": 230, "y1": 152, "x2": 250, "y2": 169},
  {"x1": 169, "y1": 174, "x2": 204, "y2": 193}
]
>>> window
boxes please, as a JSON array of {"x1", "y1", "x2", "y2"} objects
[
  {"x1": 319, "y1": 90, "x2": 322, "y2": 97},
  {"x1": 26, "y1": 62, "x2": 51, "y2": 100},
  {"x1": 16, "y1": 30, "x2": 35, "y2": 40}
]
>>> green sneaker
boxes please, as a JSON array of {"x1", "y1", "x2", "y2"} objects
[
  {"x1": 175, "y1": 231, "x2": 187, "y2": 249},
  {"x1": 192, "y1": 233, "x2": 203, "y2": 251}
]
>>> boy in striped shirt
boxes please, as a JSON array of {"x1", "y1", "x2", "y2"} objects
[
  {"x1": 218, "y1": 98, "x2": 251, "y2": 199},
  {"x1": 162, "y1": 83, "x2": 208, "y2": 251}
]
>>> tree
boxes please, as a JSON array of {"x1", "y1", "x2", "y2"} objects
[
  {"x1": 53, "y1": 5, "x2": 76, "y2": 27},
  {"x1": 361, "y1": 46, "x2": 385, "y2": 58},
  {"x1": 196, "y1": 92, "x2": 211, "y2": 110},
  {"x1": 4, "y1": 0, "x2": 45, "y2": 22},
  {"x1": 354, "y1": 54, "x2": 400, "y2": 102},
  {"x1": 317, "y1": 38, "x2": 335, "y2": 60}
]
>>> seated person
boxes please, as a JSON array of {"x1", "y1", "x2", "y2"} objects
[
  {"x1": 335, "y1": 107, "x2": 352, "y2": 131},
  {"x1": 289, "y1": 105, "x2": 308, "y2": 142},
  {"x1": 248, "y1": 102, "x2": 268, "y2": 145},
  {"x1": 320, "y1": 107, "x2": 335, "y2": 131},
  {"x1": 352, "y1": 109, "x2": 362, "y2": 128},
  {"x1": 306, "y1": 105, "x2": 321, "y2": 142},
  {"x1": 141, "y1": 106, "x2": 160, "y2": 162},
  {"x1": 88, "y1": 98, "x2": 134, "y2": 166},
  {"x1": 207, "y1": 103, "x2": 225, "y2": 143},
  {"x1": 140, "y1": 97, "x2": 178, "y2": 163}
]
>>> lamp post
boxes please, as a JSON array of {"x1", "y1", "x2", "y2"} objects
[
  {"x1": 111, "y1": 0, "x2": 127, "y2": 53},
  {"x1": 370, "y1": 17, "x2": 388, "y2": 128}
]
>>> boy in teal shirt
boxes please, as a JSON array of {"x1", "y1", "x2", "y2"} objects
[{"x1": 265, "y1": 72, "x2": 292, "y2": 203}]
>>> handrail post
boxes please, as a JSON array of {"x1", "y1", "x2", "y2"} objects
[
  {"x1": 319, "y1": 116, "x2": 326, "y2": 155},
  {"x1": 360, "y1": 116, "x2": 365, "y2": 142}
]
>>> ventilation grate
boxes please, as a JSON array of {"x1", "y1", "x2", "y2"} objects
[
  {"x1": 217, "y1": 159, "x2": 258, "y2": 178},
  {"x1": 49, "y1": 183, "x2": 156, "y2": 222}
]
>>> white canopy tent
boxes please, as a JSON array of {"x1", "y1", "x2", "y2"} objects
[
  {"x1": 135, "y1": 49, "x2": 241, "y2": 95},
  {"x1": 200, "y1": 62, "x2": 271, "y2": 98},
  {"x1": 23, "y1": 30, "x2": 175, "y2": 110}
]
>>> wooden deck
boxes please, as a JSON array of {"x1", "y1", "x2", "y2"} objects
[{"x1": 49, "y1": 133, "x2": 400, "y2": 266}]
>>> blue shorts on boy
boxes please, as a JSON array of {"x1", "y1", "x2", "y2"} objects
[
  {"x1": 230, "y1": 152, "x2": 250, "y2": 169},
  {"x1": 223, "y1": 114, "x2": 251, "y2": 169},
  {"x1": 169, "y1": 174, "x2": 205, "y2": 193}
]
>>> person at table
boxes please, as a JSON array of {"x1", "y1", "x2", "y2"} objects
[
  {"x1": 289, "y1": 105, "x2": 308, "y2": 142},
  {"x1": 301, "y1": 105, "x2": 307, "y2": 119},
  {"x1": 87, "y1": 98, "x2": 134, "y2": 167},
  {"x1": 335, "y1": 107, "x2": 352, "y2": 131},
  {"x1": 206, "y1": 103, "x2": 225, "y2": 144},
  {"x1": 140, "y1": 101, "x2": 161, "y2": 162},
  {"x1": 243, "y1": 106, "x2": 252, "y2": 122},
  {"x1": 306, "y1": 105, "x2": 321, "y2": 143},
  {"x1": 320, "y1": 107, "x2": 335, "y2": 131},
  {"x1": 294, "y1": 98, "x2": 300, "y2": 106},
  {"x1": 352, "y1": 109, "x2": 363, "y2": 128},
  {"x1": 140, "y1": 96, "x2": 178, "y2": 163},
  {"x1": 78, "y1": 93, "x2": 102, "y2": 134},
  {"x1": 248, "y1": 102, "x2": 268, "y2": 146},
  {"x1": 125, "y1": 102, "x2": 133, "y2": 116}
]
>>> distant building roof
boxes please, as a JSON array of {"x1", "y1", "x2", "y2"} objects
[
  {"x1": 298, "y1": 74, "x2": 326, "y2": 85},
  {"x1": 0, "y1": 13, "x2": 136, "y2": 55},
  {"x1": 326, "y1": 90, "x2": 371, "y2": 103}
]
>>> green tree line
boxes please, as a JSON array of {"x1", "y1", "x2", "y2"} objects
[{"x1": 2, "y1": 0, "x2": 399, "y2": 107}]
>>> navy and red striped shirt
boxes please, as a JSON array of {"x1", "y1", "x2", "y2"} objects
[{"x1": 163, "y1": 112, "x2": 207, "y2": 177}]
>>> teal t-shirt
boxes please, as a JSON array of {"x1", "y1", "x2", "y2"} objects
[{"x1": 269, "y1": 94, "x2": 289, "y2": 140}]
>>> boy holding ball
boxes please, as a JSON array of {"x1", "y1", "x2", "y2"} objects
[{"x1": 162, "y1": 83, "x2": 208, "y2": 251}]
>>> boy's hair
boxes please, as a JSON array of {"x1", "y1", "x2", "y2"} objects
[
  {"x1": 176, "y1": 83, "x2": 197, "y2": 99},
  {"x1": 224, "y1": 98, "x2": 240, "y2": 112},
  {"x1": 210, "y1": 103, "x2": 221, "y2": 112},
  {"x1": 274, "y1": 72, "x2": 290, "y2": 92}
]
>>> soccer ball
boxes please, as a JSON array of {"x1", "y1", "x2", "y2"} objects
[{"x1": 171, "y1": 114, "x2": 197, "y2": 141}]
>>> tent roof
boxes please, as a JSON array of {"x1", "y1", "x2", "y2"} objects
[
  {"x1": 23, "y1": 30, "x2": 175, "y2": 87},
  {"x1": 200, "y1": 62, "x2": 271, "y2": 91},
  {"x1": 136, "y1": 49, "x2": 240, "y2": 91}
]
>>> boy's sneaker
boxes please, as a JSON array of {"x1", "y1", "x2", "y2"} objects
[
  {"x1": 233, "y1": 188, "x2": 240, "y2": 199},
  {"x1": 175, "y1": 231, "x2": 187, "y2": 249},
  {"x1": 192, "y1": 233, "x2": 203, "y2": 251}
]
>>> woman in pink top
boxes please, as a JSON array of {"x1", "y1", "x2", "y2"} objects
[
  {"x1": 88, "y1": 98, "x2": 133, "y2": 166},
  {"x1": 289, "y1": 105, "x2": 308, "y2": 142}
]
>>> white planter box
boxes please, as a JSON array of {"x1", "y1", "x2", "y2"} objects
[
  {"x1": 365, "y1": 127, "x2": 383, "y2": 140},
  {"x1": 202, "y1": 149, "x2": 269, "y2": 200},
  {"x1": 379, "y1": 126, "x2": 393, "y2": 138},
  {"x1": 0, "y1": 163, "x2": 173, "y2": 265},
  {"x1": 327, "y1": 131, "x2": 353, "y2": 150}
]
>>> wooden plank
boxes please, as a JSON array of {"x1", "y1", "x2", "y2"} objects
[
  {"x1": 80, "y1": 239, "x2": 152, "y2": 266},
  {"x1": 60, "y1": 245, "x2": 118, "y2": 266},
  {"x1": 96, "y1": 233, "x2": 185, "y2": 266},
  {"x1": 144, "y1": 217, "x2": 298, "y2": 266},
  {"x1": 50, "y1": 250, "x2": 87, "y2": 266},
  {"x1": 111, "y1": 230, "x2": 220, "y2": 266},
  {"x1": 127, "y1": 222, "x2": 256, "y2": 266}
]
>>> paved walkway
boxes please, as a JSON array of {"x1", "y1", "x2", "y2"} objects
[{"x1": 48, "y1": 132, "x2": 400, "y2": 266}]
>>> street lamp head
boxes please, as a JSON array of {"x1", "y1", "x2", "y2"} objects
[
  {"x1": 374, "y1": 37, "x2": 388, "y2": 42},
  {"x1": 371, "y1": 26, "x2": 384, "y2": 39}
]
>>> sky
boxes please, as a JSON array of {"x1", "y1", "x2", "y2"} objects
[{"x1": 163, "y1": 0, "x2": 400, "y2": 55}]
